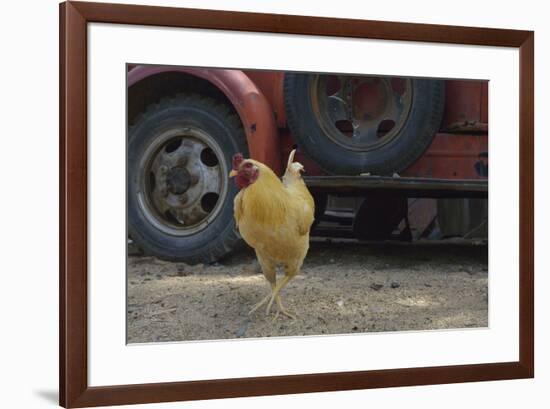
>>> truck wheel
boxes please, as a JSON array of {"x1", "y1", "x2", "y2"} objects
[
  {"x1": 128, "y1": 94, "x2": 247, "y2": 263},
  {"x1": 284, "y1": 74, "x2": 445, "y2": 175}
]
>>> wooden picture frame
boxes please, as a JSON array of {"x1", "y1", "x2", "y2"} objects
[{"x1": 59, "y1": 1, "x2": 534, "y2": 407}]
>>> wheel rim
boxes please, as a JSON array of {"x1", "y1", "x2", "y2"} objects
[
  {"x1": 310, "y1": 75, "x2": 413, "y2": 152},
  {"x1": 136, "y1": 126, "x2": 229, "y2": 236}
]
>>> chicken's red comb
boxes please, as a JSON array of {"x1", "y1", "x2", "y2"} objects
[{"x1": 232, "y1": 153, "x2": 244, "y2": 170}]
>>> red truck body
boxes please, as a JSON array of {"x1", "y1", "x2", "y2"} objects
[
  {"x1": 127, "y1": 65, "x2": 488, "y2": 262},
  {"x1": 128, "y1": 66, "x2": 488, "y2": 180}
]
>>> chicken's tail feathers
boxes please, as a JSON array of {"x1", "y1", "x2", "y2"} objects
[
  {"x1": 286, "y1": 149, "x2": 297, "y2": 171},
  {"x1": 283, "y1": 149, "x2": 305, "y2": 183},
  {"x1": 287, "y1": 149, "x2": 304, "y2": 173}
]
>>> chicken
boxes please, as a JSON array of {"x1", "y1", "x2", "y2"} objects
[{"x1": 229, "y1": 150, "x2": 315, "y2": 319}]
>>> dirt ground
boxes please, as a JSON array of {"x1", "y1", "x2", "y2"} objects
[{"x1": 127, "y1": 239, "x2": 488, "y2": 343}]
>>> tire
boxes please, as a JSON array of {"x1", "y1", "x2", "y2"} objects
[
  {"x1": 128, "y1": 94, "x2": 247, "y2": 263},
  {"x1": 284, "y1": 73, "x2": 445, "y2": 175}
]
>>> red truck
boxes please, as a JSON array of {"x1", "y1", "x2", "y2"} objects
[{"x1": 127, "y1": 65, "x2": 488, "y2": 263}]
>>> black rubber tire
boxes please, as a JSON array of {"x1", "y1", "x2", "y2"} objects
[
  {"x1": 128, "y1": 94, "x2": 247, "y2": 264},
  {"x1": 284, "y1": 73, "x2": 445, "y2": 175}
]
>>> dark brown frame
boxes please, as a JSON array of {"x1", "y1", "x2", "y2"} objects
[{"x1": 59, "y1": 1, "x2": 534, "y2": 407}]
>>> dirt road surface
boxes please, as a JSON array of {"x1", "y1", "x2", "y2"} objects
[{"x1": 127, "y1": 239, "x2": 488, "y2": 343}]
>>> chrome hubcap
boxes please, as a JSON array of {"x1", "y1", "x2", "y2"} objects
[{"x1": 137, "y1": 127, "x2": 228, "y2": 236}]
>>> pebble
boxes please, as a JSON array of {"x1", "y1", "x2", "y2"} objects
[
  {"x1": 235, "y1": 321, "x2": 250, "y2": 338},
  {"x1": 391, "y1": 282, "x2": 400, "y2": 289},
  {"x1": 370, "y1": 283, "x2": 384, "y2": 291}
]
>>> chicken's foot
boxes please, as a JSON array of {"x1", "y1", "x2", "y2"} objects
[
  {"x1": 272, "y1": 296, "x2": 297, "y2": 321},
  {"x1": 250, "y1": 293, "x2": 295, "y2": 320},
  {"x1": 248, "y1": 293, "x2": 272, "y2": 316}
]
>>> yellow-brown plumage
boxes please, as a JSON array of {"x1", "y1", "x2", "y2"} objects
[{"x1": 232, "y1": 150, "x2": 314, "y2": 318}]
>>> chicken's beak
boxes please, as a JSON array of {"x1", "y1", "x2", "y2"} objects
[{"x1": 229, "y1": 169, "x2": 238, "y2": 178}]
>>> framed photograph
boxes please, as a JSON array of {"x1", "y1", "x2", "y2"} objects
[{"x1": 60, "y1": 1, "x2": 534, "y2": 407}]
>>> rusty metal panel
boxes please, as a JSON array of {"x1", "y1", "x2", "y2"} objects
[
  {"x1": 243, "y1": 71, "x2": 287, "y2": 127},
  {"x1": 282, "y1": 131, "x2": 489, "y2": 181},
  {"x1": 442, "y1": 80, "x2": 488, "y2": 131},
  {"x1": 403, "y1": 133, "x2": 488, "y2": 180},
  {"x1": 481, "y1": 82, "x2": 489, "y2": 123}
]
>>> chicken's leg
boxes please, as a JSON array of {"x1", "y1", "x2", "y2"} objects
[
  {"x1": 266, "y1": 274, "x2": 296, "y2": 318},
  {"x1": 248, "y1": 283, "x2": 275, "y2": 315},
  {"x1": 248, "y1": 253, "x2": 276, "y2": 316},
  {"x1": 266, "y1": 261, "x2": 301, "y2": 318}
]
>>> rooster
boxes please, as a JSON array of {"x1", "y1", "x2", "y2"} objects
[{"x1": 229, "y1": 150, "x2": 314, "y2": 319}]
